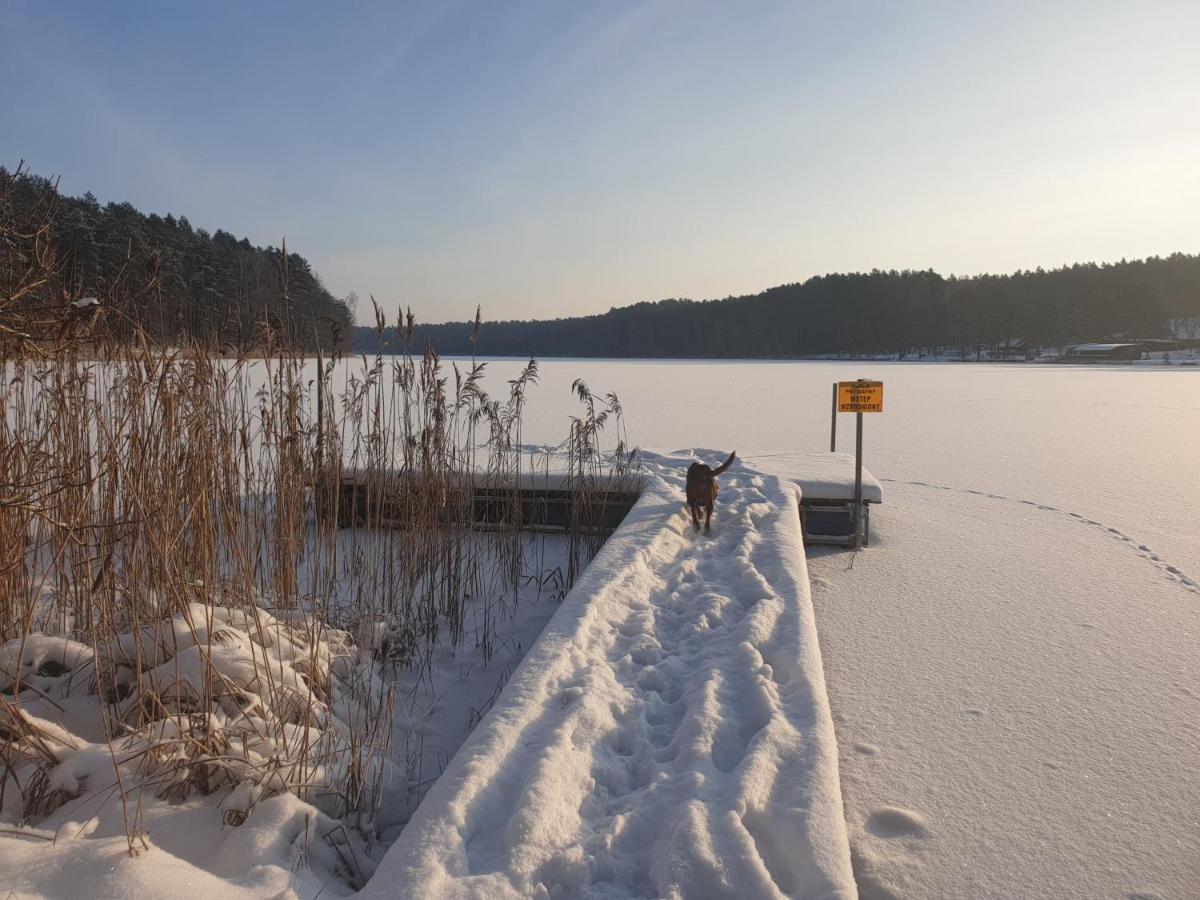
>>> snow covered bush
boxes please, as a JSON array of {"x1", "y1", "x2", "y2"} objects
[{"x1": 0, "y1": 590, "x2": 395, "y2": 883}]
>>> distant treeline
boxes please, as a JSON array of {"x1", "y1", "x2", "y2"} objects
[
  {"x1": 355, "y1": 254, "x2": 1200, "y2": 359},
  {"x1": 1, "y1": 165, "x2": 350, "y2": 350}
]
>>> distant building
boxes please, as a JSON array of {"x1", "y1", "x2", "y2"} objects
[
  {"x1": 998, "y1": 337, "x2": 1033, "y2": 360},
  {"x1": 1139, "y1": 338, "x2": 1191, "y2": 353},
  {"x1": 1063, "y1": 342, "x2": 1146, "y2": 361}
]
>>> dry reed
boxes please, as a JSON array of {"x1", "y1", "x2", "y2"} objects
[
  {"x1": 1, "y1": 170, "x2": 639, "y2": 873},
  {"x1": 0, "y1": 311, "x2": 638, "y2": 864}
]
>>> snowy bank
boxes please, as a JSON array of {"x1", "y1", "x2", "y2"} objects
[
  {"x1": 364, "y1": 451, "x2": 855, "y2": 899},
  {"x1": 0, "y1": 595, "x2": 394, "y2": 898}
]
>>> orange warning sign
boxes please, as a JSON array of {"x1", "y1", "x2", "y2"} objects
[{"x1": 837, "y1": 381, "x2": 883, "y2": 413}]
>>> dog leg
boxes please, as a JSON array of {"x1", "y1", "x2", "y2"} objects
[
  {"x1": 690, "y1": 503, "x2": 701, "y2": 532},
  {"x1": 704, "y1": 500, "x2": 713, "y2": 534}
]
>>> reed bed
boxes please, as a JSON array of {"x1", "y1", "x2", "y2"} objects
[{"x1": 0, "y1": 307, "x2": 638, "y2": 881}]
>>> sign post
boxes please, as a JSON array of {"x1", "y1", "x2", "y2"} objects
[
  {"x1": 830, "y1": 382, "x2": 837, "y2": 451},
  {"x1": 855, "y1": 411, "x2": 863, "y2": 543},
  {"x1": 836, "y1": 379, "x2": 884, "y2": 548}
]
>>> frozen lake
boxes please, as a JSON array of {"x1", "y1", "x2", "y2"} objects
[
  {"x1": 461, "y1": 357, "x2": 1200, "y2": 897},
  {"x1": 460, "y1": 359, "x2": 1200, "y2": 574}
]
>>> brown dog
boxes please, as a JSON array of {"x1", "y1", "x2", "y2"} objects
[{"x1": 686, "y1": 451, "x2": 736, "y2": 534}]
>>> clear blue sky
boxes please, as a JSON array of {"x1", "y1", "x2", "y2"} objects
[{"x1": 4, "y1": 1, "x2": 1198, "y2": 323}]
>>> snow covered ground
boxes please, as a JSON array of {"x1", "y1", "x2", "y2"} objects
[
  {"x1": 808, "y1": 481, "x2": 1200, "y2": 898},
  {"x1": 0, "y1": 597, "x2": 394, "y2": 899},
  {"x1": 0, "y1": 448, "x2": 856, "y2": 900},
  {"x1": 363, "y1": 451, "x2": 855, "y2": 899},
  {"x1": 3, "y1": 360, "x2": 1195, "y2": 898}
]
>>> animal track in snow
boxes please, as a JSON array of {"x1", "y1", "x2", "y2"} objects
[
  {"x1": 711, "y1": 690, "x2": 771, "y2": 774},
  {"x1": 628, "y1": 642, "x2": 660, "y2": 667},
  {"x1": 886, "y1": 478, "x2": 1200, "y2": 595}
]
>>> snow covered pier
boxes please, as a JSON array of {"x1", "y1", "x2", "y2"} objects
[
  {"x1": 332, "y1": 452, "x2": 882, "y2": 549},
  {"x1": 364, "y1": 451, "x2": 857, "y2": 899}
]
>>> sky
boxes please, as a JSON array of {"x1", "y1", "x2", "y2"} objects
[{"x1": 3, "y1": 1, "x2": 1199, "y2": 324}]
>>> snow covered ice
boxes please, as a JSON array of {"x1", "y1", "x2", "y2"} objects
[{"x1": 809, "y1": 479, "x2": 1200, "y2": 898}]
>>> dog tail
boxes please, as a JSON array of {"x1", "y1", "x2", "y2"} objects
[{"x1": 710, "y1": 450, "x2": 736, "y2": 477}]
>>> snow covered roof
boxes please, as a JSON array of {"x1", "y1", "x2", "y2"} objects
[{"x1": 1066, "y1": 342, "x2": 1143, "y2": 352}]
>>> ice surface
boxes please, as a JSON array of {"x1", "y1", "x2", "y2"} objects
[
  {"x1": 460, "y1": 359, "x2": 1198, "y2": 574},
  {"x1": 377, "y1": 535, "x2": 580, "y2": 838}
]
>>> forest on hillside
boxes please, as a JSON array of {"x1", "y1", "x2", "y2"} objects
[
  {"x1": 1, "y1": 164, "x2": 350, "y2": 351},
  {"x1": 6, "y1": 161, "x2": 1197, "y2": 360},
  {"x1": 355, "y1": 255, "x2": 1200, "y2": 359}
]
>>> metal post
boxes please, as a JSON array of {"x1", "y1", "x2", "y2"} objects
[
  {"x1": 830, "y1": 382, "x2": 838, "y2": 452},
  {"x1": 854, "y1": 409, "x2": 864, "y2": 549}
]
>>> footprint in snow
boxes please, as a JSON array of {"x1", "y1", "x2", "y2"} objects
[
  {"x1": 629, "y1": 644, "x2": 660, "y2": 666},
  {"x1": 866, "y1": 806, "x2": 927, "y2": 838},
  {"x1": 619, "y1": 617, "x2": 647, "y2": 638}
]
